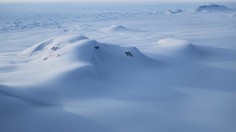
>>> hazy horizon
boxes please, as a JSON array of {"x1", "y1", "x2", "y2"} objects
[{"x1": 0, "y1": 0, "x2": 236, "y2": 3}]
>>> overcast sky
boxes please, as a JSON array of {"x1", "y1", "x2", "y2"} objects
[{"x1": 0, "y1": 0, "x2": 235, "y2": 3}]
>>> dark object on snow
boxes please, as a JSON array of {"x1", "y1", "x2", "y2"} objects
[
  {"x1": 196, "y1": 4, "x2": 230, "y2": 12},
  {"x1": 51, "y1": 47, "x2": 58, "y2": 51},
  {"x1": 94, "y1": 46, "x2": 100, "y2": 49},
  {"x1": 125, "y1": 51, "x2": 134, "y2": 57},
  {"x1": 43, "y1": 57, "x2": 47, "y2": 60}
]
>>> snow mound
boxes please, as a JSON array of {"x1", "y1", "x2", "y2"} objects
[
  {"x1": 155, "y1": 38, "x2": 201, "y2": 57},
  {"x1": 166, "y1": 9, "x2": 184, "y2": 14},
  {"x1": 196, "y1": 4, "x2": 230, "y2": 12},
  {"x1": 7, "y1": 34, "x2": 156, "y2": 85},
  {"x1": 101, "y1": 25, "x2": 138, "y2": 32},
  {"x1": 158, "y1": 38, "x2": 192, "y2": 47},
  {"x1": 21, "y1": 34, "x2": 154, "y2": 67}
]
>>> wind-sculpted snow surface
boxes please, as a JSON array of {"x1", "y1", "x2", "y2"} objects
[
  {"x1": 0, "y1": 3, "x2": 236, "y2": 132},
  {"x1": 1, "y1": 34, "x2": 236, "y2": 132}
]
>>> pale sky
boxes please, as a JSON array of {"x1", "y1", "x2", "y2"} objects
[{"x1": 0, "y1": 0, "x2": 235, "y2": 3}]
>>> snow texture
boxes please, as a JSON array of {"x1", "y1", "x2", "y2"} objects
[{"x1": 0, "y1": 2, "x2": 236, "y2": 132}]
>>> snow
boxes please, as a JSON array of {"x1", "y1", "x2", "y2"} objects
[
  {"x1": 0, "y1": 2, "x2": 236, "y2": 132},
  {"x1": 166, "y1": 9, "x2": 184, "y2": 15},
  {"x1": 153, "y1": 38, "x2": 202, "y2": 58}
]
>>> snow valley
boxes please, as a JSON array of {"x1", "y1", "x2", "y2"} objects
[{"x1": 0, "y1": 2, "x2": 236, "y2": 132}]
